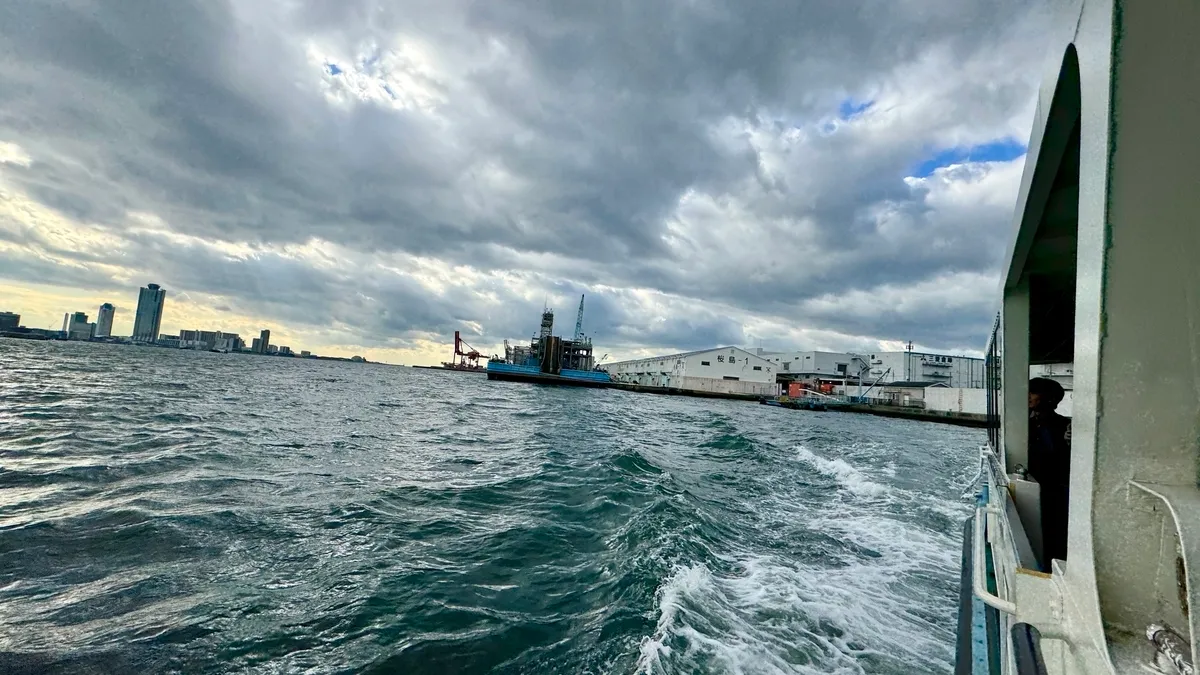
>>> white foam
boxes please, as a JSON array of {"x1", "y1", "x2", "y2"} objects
[
  {"x1": 633, "y1": 446, "x2": 967, "y2": 673},
  {"x1": 794, "y1": 446, "x2": 885, "y2": 498},
  {"x1": 637, "y1": 563, "x2": 829, "y2": 675},
  {"x1": 635, "y1": 433, "x2": 970, "y2": 673},
  {"x1": 636, "y1": 563, "x2": 704, "y2": 673},
  {"x1": 635, "y1": 549, "x2": 958, "y2": 674}
]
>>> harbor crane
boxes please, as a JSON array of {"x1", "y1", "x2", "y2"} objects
[
  {"x1": 573, "y1": 294, "x2": 585, "y2": 341},
  {"x1": 448, "y1": 331, "x2": 485, "y2": 369}
]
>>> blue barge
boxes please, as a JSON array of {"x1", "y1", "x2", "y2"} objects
[
  {"x1": 486, "y1": 361, "x2": 612, "y2": 387},
  {"x1": 487, "y1": 300, "x2": 613, "y2": 388}
]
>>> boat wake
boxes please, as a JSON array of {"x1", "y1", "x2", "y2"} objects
[{"x1": 637, "y1": 435, "x2": 972, "y2": 674}]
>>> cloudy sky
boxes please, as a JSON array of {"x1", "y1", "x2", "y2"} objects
[{"x1": 0, "y1": 0, "x2": 1055, "y2": 365}]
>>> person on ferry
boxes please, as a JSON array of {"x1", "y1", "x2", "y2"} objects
[{"x1": 1028, "y1": 377, "x2": 1071, "y2": 567}]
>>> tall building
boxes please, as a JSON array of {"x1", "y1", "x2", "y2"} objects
[
  {"x1": 66, "y1": 311, "x2": 95, "y2": 340},
  {"x1": 257, "y1": 329, "x2": 270, "y2": 354},
  {"x1": 132, "y1": 283, "x2": 166, "y2": 343},
  {"x1": 214, "y1": 334, "x2": 243, "y2": 351},
  {"x1": 95, "y1": 303, "x2": 115, "y2": 337},
  {"x1": 0, "y1": 311, "x2": 19, "y2": 331}
]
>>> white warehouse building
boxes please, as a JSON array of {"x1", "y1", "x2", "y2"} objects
[
  {"x1": 754, "y1": 350, "x2": 871, "y2": 379},
  {"x1": 601, "y1": 347, "x2": 779, "y2": 397},
  {"x1": 864, "y1": 351, "x2": 985, "y2": 389},
  {"x1": 752, "y1": 348, "x2": 985, "y2": 388}
]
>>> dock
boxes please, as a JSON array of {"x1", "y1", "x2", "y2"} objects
[
  {"x1": 412, "y1": 364, "x2": 486, "y2": 374},
  {"x1": 757, "y1": 397, "x2": 987, "y2": 428},
  {"x1": 835, "y1": 403, "x2": 987, "y2": 428},
  {"x1": 610, "y1": 382, "x2": 762, "y2": 401}
]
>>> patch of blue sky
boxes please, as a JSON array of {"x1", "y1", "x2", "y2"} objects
[
  {"x1": 325, "y1": 63, "x2": 342, "y2": 75},
  {"x1": 838, "y1": 98, "x2": 873, "y2": 120},
  {"x1": 911, "y1": 137, "x2": 1027, "y2": 177}
]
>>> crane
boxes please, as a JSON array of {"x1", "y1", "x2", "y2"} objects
[
  {"x1": 448, "y1": 331, "x2": 485, "y2": 369},
  {"x1": 573, "y1": 294, "x2": 585, "y2": 341}
]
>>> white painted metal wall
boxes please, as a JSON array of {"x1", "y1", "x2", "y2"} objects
[
  {"x1": 924, "y1": 387, "x2": 988, "y2": 415},
  {"x1": 602, "y1": 347, "x2": 777, "y2": 394},
  {"x1": 864, "y1": 351, "x2": 985, "y2": 388},
  {"x1": 758, "y1": 350, "x2": 861, "y2": 377},
  {"x1": 678, "y1": 377, "x2": 779, "y2": 397}
]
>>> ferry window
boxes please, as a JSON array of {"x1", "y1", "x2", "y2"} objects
[
  {"x1": 701, "y1": 361, "x2": 710, "y2": 366},
  {"x1": 753, "y1": 366, "x2": 762, "y2": 371},
  {"x1": 717, "y1": 356, "x2": 724, "y2": 362}
]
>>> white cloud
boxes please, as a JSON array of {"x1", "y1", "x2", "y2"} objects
[
  {"x1": 308, "y1": 38, "x2": 448, "y2": 113},
  {"x1": 0, "y1": 0, "x2": 1053, "y2": 363},
  {"x1": 0, "y1": 142, "x2": 32, "y2": 167}
]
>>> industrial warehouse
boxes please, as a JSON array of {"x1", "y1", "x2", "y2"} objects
[
  {"x1": 598, "y1": 342, "x2": 1044, "y2": 418},
  {"x1": 600, "y1": 347, "x2": 779, "y2": 397},
  {"x1": 603, "y1": 346, "x2": 983, "y2": 395}
]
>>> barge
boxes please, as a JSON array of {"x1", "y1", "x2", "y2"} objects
[{"x1": 487, "y1": 298, "x2": 612, "y2": 388}]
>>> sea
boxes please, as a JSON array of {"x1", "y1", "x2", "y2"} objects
[{"x1": 0, "y1": 339, "x2": 980, "y2": 674}]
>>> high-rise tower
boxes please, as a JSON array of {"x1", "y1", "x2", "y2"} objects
[{"x1": 132, "y1": 283, "x2": 166, "y2": 342}]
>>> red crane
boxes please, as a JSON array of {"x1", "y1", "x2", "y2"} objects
[{"x1": 446, "y1": 331, "x2": 485, "y2": 370}]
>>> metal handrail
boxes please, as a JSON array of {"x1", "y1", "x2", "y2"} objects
[
  {"x1": 974, "y1": 504, "x2": 1017, "y2": 614},
  {"x1": 970, "y1": 443, "x2": 1018, "y2": 615}
]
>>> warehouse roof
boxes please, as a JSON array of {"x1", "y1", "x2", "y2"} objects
[{"x1": 602, "y1": 346, "x2": 770, "y2": 367}]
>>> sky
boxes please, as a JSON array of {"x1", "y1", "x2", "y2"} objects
[{"x1": 0, "y1": 0, "x2": 1057, "y2": 365}]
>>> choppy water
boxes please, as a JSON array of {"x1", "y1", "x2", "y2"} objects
[{"x1": 0, "y1": 339, "x2": 979, "y2": 674}]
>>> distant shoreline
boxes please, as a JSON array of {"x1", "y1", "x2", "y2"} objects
[{"x1": 0, "y1": 335, "x2": 402, "y2": 366}]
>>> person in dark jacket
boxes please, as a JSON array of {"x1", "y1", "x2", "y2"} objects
[{"x1": 1027, "y1": 377, "x2": 1071, "y2": 568}]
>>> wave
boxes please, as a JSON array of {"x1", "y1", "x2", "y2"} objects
[
  {"x1": 794, "y1": 445, "x2": 885, "y2": 499},
  {"x1": 0, "y1": 340, "x2": 976, "y2": 674},
  {"x1": 638, "y1": 544, "x2": 958, "y2": 674}
]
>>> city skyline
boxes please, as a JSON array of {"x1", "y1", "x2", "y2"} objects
[
  {"x1": 1, "y1": 275, "x2": 991, "y2": 367},
  {"x1": 2, "y1": 281, "x2": 346, "y2": 360}
]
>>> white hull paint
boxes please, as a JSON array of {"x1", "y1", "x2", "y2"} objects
[{"x1": 961, "y1": 1, "x2": 1200, "y2": 673}]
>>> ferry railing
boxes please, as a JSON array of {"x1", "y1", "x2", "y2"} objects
[
  {"x1": 984, "y1": 313, "x2": 1001, "y2": 453},
  {"x1": 969, "y1": 444, "x2": 1019, "y2": 615},
  {"x1": 974, "y1": 502, "x2": 1017, "y2": 615}
]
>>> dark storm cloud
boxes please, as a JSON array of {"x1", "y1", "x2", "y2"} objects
[{"x1": 0, "y1": 0, "x2": 1054, "y2": 354}]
